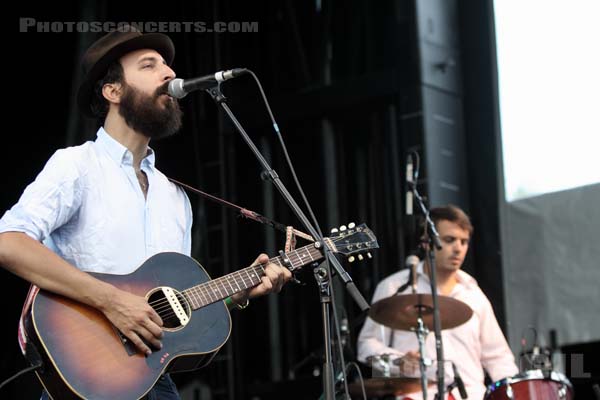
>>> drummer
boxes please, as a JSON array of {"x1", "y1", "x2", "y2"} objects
[{"x1": 357, "y1": 205, "x2": 518, "y2": 399}]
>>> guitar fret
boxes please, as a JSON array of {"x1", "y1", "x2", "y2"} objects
[
  {"x1": 193, "y1": 289, "x2": 203, "y2": 308},
  {"x1": 244, "y1": 268, "x2": 254, "y2": 286},
  {"x1": 184, "y1": 289, "x2": 197, "y2": 309},
  {"x1": 232, "y1": 273, "x2": 242, "y2": 291},
  {"x1": 290, "y1": 250, "x2": 302, "y2": 268},
  {"x1": 208, "y1": 280, "x2": 220, "y2": 300},
  {"x1": 199, "y1": 286, "x2": 209, "y2": 306},
  {"x1": 217, "y1": 279, "x2": 227, "y2": 298},
  {"x1": 221, "y1": 279, "x2": 230, "y2": 297},
  {"x1": 256, "y1": 264, "x2": 266, "y2": 279},
  {"x1": 225, "y1": 275, "x2": 235, "y2": 294},
  {"x1": 237, "y1": 270, "x2": 249, "y2": 289},
  {"x1": 297, "y1": 250, "x2": 307, "y2": 263}
]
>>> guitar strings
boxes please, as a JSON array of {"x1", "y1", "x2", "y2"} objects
[
  {"x1": 148, "y1": 264, "x2": 268, "y2": 317},
  {"x1": 146, "y1": 234, "x2": 369, "y2": 318},
  {"x1": 146, "y1": 235, "x2": 361, "y2": 317},
  {"x1": 145, "y1": 234, "x2": 372, "y2": 320}
]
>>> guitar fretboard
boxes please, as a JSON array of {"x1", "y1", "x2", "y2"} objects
[{"x1": 183, "y1": 243, "x2": 325, "y2": 310}]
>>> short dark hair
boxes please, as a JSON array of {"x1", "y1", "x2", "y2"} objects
[
  {"x1": 89, "y1": 61, "x2": 124, "y2": 120},
  {"x1": 430, "y1": 204, "x2": 474, "y2": 235}
]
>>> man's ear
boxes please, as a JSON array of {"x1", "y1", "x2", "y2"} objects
[{"x1": 102, "y1": 82, "x2": 123, "y2": 105}]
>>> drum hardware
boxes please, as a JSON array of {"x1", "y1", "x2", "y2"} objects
[
  {"x1": 505, "y1": 382, "x2": 514, "y2": 399},
  {"x1": 413, "y1": 314, "x2": 430, "y2": 398},
  {"x1": 558, "y1": 382, "x2": 568, "y2": 399},
  {"x1": 484, "y1": 369, "x2": 573, "y2": 400},
  {"x1": 368, "y1": 293, "x2": 473, "y2": 400},
  {"x1": 365, "y1": 354, "x2": 395, "y2": 378}
]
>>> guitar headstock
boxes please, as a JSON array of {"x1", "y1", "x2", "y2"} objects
[{"x1": 326, "y1": 223, "x2": 379, "y2": 262}]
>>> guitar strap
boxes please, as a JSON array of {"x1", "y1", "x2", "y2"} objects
[
  {"x1": 285, "y1": 226, "x2": 297, "y2": 252},
  {"x1": 168, "y1": 176, "x2": 313, "y2": 242},
  {"x1": 18, "y1": 285, "x2": 39, "y2": 356}
]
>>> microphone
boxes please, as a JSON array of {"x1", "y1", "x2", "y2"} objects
[
  {"x1": 167, "y1": 68, "x2": 248, "y2": 98},
  {"x1": 405, "y1": 154, "x2": 414, "y2": 215},
  {"x1": 406, "y1": 255, "x2": 420, "y2": 294},
  {"x1": 452, "y1": 362, "x2": 468, "y2": 399}
]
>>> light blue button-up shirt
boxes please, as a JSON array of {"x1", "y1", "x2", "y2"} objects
[{"x1": 0, "y1": 127, "x2": 192, "y2": 274}]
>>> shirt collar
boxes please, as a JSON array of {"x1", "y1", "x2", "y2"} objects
[
  {"x1": 95, "y1": 127, "x2": 156, "y2": 169},
  {"x1": 416, "y1": 261, "x2": 478, "y2": 290}
]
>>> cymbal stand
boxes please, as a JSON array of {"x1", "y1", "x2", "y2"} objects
[
  {"x1": 411, "y1": 307, "x2": 431, "y2": 399},
  {"x1": 407, "y1": 150, "x2": 445, "y2": 398}
]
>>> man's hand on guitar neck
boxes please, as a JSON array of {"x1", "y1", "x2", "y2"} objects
[
  {"x1": 230, "y1": 253, "x2": 292, "y2": 307},
  {"x1": 100, "y1": 287, "x2": 164, "y2": 356}
]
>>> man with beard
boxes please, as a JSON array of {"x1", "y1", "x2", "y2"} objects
[
  {"x1": 0, "y1": 26, "x2": 291, "y2": 399},
  {"x1": 357, "y1": 205, "x2": 518, "y2": 400}
]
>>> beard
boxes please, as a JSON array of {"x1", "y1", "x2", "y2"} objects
[{"x1": 118, "y1": 81, "x2": 183, "y2": 140}]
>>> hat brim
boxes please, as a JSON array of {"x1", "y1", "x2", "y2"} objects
[{"x1": 77, "y1": 33, "x2": 175, "y2": 118}]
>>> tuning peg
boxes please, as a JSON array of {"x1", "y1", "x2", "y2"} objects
[
  {"x1": 358, "y1": 254, "x2": 364, "y2": 261},
  {"x1": 348, "y1": 256, "x2": 355, "y2": 263},
  {"x1": 340, "y1": 225, "x2": 347, "y2": 231},
  {"x1": 348, "y1": 222, "x2": 356, "y2": 229},
  {"x1": 367, "y1": 252, "x2": 372, "y2": 259},
  {"x1": 330, "y1": 228, "x2": 339, "y2": 234}
]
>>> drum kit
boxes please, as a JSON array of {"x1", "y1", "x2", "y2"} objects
[{"x1": 348, "y1": 293, "x2": 574, "y2": 399}]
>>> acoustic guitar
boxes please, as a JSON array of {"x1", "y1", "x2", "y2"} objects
[{"x1": 23, "y1": 223, "x2": 378, "y2": 399}]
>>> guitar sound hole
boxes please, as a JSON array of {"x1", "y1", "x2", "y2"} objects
[{"x1": 147, "y1": 288, "x2": 191, "y2": 330}]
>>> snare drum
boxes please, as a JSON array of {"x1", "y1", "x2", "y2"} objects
[{"x1": 485, "y1": 369, "x2": 573, "y2": 400}]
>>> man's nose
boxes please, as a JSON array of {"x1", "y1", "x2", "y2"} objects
[{"x1": 162, "y1": 65, "x2": 175, "y2": 82}]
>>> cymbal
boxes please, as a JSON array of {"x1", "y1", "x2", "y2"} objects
[
  {"x1": 348, "y1": 377, "x2": 433, "y2": 397},
  {"x1": 369, "y1": 293, "x2": 473, "y2": 331}
]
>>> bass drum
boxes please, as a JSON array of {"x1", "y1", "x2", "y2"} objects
[{"x1": 485, "y1": 369, "x2": 573, "y2": 400}]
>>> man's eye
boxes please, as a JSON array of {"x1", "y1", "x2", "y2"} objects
[{"x1": 142, "y1": 64, "x2": 153, "y2": 69}]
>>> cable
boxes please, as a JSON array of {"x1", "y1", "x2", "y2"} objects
[
  {"x1": 410, "y1": 150, "x2": 421, "y2": 184},
  {"x1": 246, "y1": 70, "x2": 325, "y2": 241},
  {"x1": 0, "y1": 363, "x2": 42, "y2": 391},
  {"x1": 245, "y1": 70, "x2": 352, "y2": 399},
  {"x1": 345, "y1": 361, "x2": 367, "y2": 400},
  {"x1": 519, "y1": 326, "x2": 544, "y2": 371},
  {"x1": 331, "y1": 295, "x2": 351, "y2": 399}
]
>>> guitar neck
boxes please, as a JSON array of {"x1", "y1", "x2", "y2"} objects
[{"x1": 184, "y1": 243, "x2": 326, "y2": 310}]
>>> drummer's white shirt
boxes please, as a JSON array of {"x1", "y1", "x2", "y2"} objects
[{"x1": 357, "y1": 262, "x2": 519, "y2": 400}]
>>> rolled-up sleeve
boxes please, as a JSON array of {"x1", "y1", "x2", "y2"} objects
[
  {"x1": 479, "y1": 297, "x2": 519, "y2": 381},
  {"x1": 0, "y1": 149, "x2": 83, "y2": 242}
]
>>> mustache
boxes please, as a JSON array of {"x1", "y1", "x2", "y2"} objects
[{"x1": 155, "y1": 81, "x2": 171, "y2": 97}]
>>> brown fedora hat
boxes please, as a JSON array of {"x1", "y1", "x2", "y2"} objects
[{"x1": 77, "y1": 24, "x2": 175, "y2": 117}]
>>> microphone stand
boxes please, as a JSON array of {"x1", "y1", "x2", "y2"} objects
[
  {"x1": 205, "y1": 84, "x2": 369, "y2": 400},
  {"x1": 410, "y1": 180, "x2": 445, "y2": 400}
]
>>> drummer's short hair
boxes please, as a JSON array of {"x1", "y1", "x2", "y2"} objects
[{"x1": 429, "y1": 204, "x2": 473, "y2": 236}]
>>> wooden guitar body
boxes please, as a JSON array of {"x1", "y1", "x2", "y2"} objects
[{"x1": 25, "y1": 253, "x2": 231, "y2": 400}]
